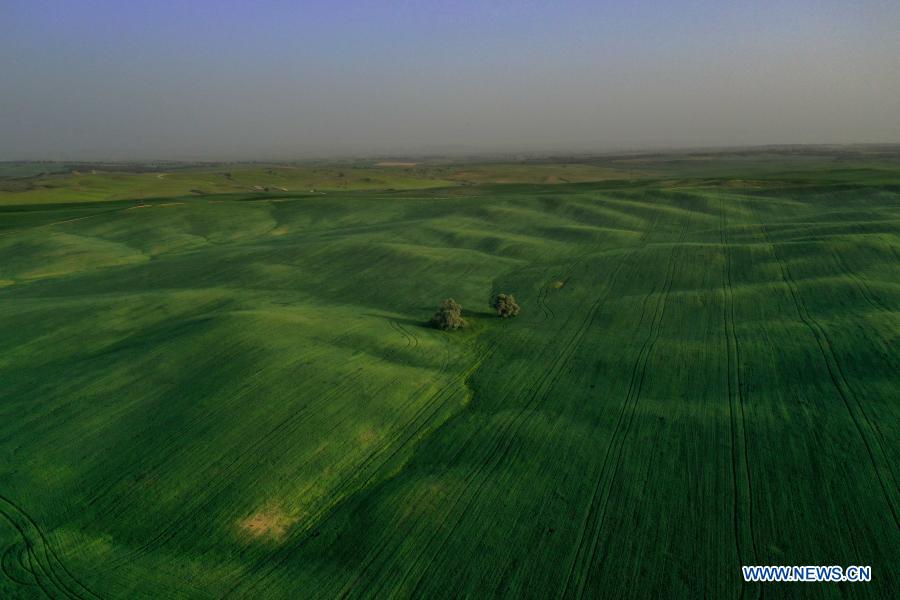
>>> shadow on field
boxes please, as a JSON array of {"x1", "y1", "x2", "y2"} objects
[
  {"x1": 364, "y1": 310, "x2": 495, "y2": 331},
  {"x1": 361, "y1": 314, "x2": 432, "y2": 330},
  {"x1": 412, "y1": 307, "x2": 498, "y2": 321},
  {"x1": 394, "y1": 316, "x2": 433, "y2": 330},
  {"x1": 456, "y1": 309, "x2": 497, "y2": 320}
]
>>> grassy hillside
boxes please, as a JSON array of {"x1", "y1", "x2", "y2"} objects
[
  {"x1": 0, "y1": 152, "x2": 898, "y2": 598},
  {"x1": 0, "y1": 162, "x2": 634, "y2": 206}
]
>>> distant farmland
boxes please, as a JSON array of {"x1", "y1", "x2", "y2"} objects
[{"x1": 0, "y1": 149, "x2": 897, "y2": 598}]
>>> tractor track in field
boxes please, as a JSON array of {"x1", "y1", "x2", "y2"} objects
[
  {"x1": 1, "y1": 540, "x2": 36, "y2": 587},
  {"x1": 296, "y1": 337, "x2": 462, "y2": 518},
  {"x1": 230, "y1": 346, "x2": 489, "y2": 598},
  {"x1": 536, "y1": 281, "x2": 554, "y2": 321},
  {"x1": 224, "y1": 337, "x2": 490, "y2": 598},
  {"x1": 561, "y1": 204, "x2": 694, "y2": 599},
  {"x1": 341, "y1": 342, "x2": 467, "y2": 492},
  {"x1": 388, "y1": 319, "x2": 412, "y2": 347},
  {"x1": 230, "y1": 284, "x2": 459, "y2": 580},
  {"x1": 719, "y1": 197, "x2": 760, "y2": 600},
  {"x1": 328, "y1": 344, "x2": 493, "y2": 584},
  {"x1": 536, "y1": 210, "x2": 656, "y2": 325},
  {"x1": 376, "y1": 199, "x2": 668, "y2": 597},
  {"x1": 531, "y1": 202, "x2": 665, "y2": 327},
  {"x1": 827, "y1": 245, "x2": 894, "y2": 316},
  {"x1": 279, "y1": 284, "x2": 474, "y2": 546},
  {"x1": 516, "y1": 200, "x2": 665, "y2": 328},
  {"x1": 537, "y1": 252, "x2": 593, "y2": 323},
  {"x1": 352, "y1": 243, "x2": 614, "y2": 595},
  {"x1": 83, "y1": 355, "x2": 361, "y2": 521},
  {"x1": 80, "y1": 318, "x2": 370, "y2": 509},
  {"x1": 332, "y1": 346, "x2": 499, "y2": 598},
  {"x1": 0, "y1": 494, "x2": 101, "y2": 599},
  {"x1": 890, "y1": 244, "x2": 900, "y2": 264},
  {"x1": 561, "y1": 216, "x2": 687, "y2": 600},
  {"x1": 564, "y1": 280, "x2": 660, "y2": 597},
  {"x1": 0, "y1": 503, "x2": 87, "y2": 600},
  {"x1": 400, "y1": 253, "x2": 636, "y2": 598},
  {"x1": 82, "y1": 312, "x2": 378, "y2": 519},
  {"x1": 389, "y1": 319, "x2": 419, "y2": 349},
  {"x1": 751, "y1": 204, "x2": 900, "y2": 528},
  {"x1": 639, "y1": 208, "x2": 662, "y2": 244},
  {"x1": 109, "y1": 366, "x2": 412, "y2": 568},
  {"x1": 98, "y1": 368, "x2": 371, "y2": 569},
  {"x1": 534, "y1": 269, "x2": 575, "y2": 323}
]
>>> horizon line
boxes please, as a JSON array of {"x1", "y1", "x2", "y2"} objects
[{"x1": 3, "y1": 142, "x2": 900, "y2": 165}]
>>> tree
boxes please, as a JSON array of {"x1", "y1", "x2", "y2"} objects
[
  {"x1": 430, "y1": 298, "x2": 467, "y2": 330},
  {"x1": 492, "y1": 293, "x2": 520, "y2": 318}
]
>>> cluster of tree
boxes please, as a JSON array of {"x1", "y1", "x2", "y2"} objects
[
  {"x1": 430, "y1": 298, "x2": 466, "y2": 330},
  {"x1": 492, "y1": 293, "x2": 520, "y2": 318},
  {"x1": 429, "y1": 293, "x2": 520, "y2": 330}
]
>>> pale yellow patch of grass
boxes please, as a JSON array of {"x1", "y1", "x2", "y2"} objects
[{"x1": 238, "y1": 507, "x2": 297, "y2": 542}]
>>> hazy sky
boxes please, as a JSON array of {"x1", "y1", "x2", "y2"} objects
[{"x1": 2, "y1": 0, "x2": 899, "y2": 160}]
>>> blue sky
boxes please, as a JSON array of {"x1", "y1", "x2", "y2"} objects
[{"x1": 2, "y1": 1, "x2": 898, "y2": 159}]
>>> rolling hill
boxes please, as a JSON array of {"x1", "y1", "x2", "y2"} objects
[{"x1": 0, "y1": 151, "x2": 897, "y2": 598}]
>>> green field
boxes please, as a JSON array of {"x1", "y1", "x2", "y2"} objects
[{"x1": 0, "y1": 149, "x2": 898, "y2": 598}]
